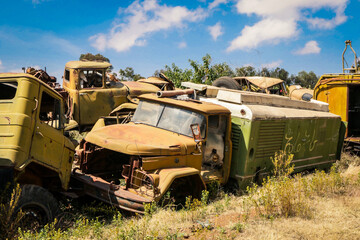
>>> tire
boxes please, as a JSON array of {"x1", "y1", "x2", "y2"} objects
[
  {"x1": 16, "y1": 185, "x2": 61, "y2": 230},
  {"x1": 212, "y1": 77, "x2": 241, "y2": 90}
]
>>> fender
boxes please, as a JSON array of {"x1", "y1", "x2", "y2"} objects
[{"x1": 155, "y1": 167, "x2": 206, "y2": 200}]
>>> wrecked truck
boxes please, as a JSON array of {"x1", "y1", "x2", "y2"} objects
[
  {"x1": 28, "y1": 61, "x2": 174, "y2": 131},
  {"x1": 72, "y1": 86, "x2": 345, "y2": 213},
  {"x1": 0, "y1": 73, "x2": 75, "y2": 226},
  {"x1": 0, "y1": 63, "x2": 175, "y2": 226},
  {"x1": 314, "y1": 40, "x2": 360, "y2": 151}
]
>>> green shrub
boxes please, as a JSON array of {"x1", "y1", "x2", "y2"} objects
[{"x1": 0, "y1": 184, "x2": 24, "y2": 240}]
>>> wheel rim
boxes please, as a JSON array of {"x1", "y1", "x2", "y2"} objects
[{"x1": 20, "y1": 204, "x2": 49, "y2": 231}]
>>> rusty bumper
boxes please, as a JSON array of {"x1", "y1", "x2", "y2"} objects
[{"x1": 70, "y1": 170, "x2": 152, "y2": 213}]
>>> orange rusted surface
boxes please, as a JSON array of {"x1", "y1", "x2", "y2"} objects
[
  {"x1": 123, "y1": 81, "x2": 160, "y2": 96},
  {"x1": 85, "y1": 122, "x2": 197, "y2": 156},
  {"x1": 157, "y1": 89, "x2": 194, "y2": 97},
  {"x1": 234, "y1": 76, "x2": 284, "y2": 89}
]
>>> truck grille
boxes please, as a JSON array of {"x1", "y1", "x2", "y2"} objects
[
  {"x1": 231, "y1": 123, "x2": 242, "y2": 150},
  {"x1": 255, "y1": 121, "x2": 285, "y2": 159}
]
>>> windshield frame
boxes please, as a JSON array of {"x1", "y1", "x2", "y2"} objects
[{"x1": 131, "y1": 100, "x2": 207, "y2": 138}]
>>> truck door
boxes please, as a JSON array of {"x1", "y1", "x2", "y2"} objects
[
  {"x1": 201, "y1": 114, "x2": 230, "y2": 183},
  {"x1": 77, "y1": 69, "x2": 127, "y2": 126},
  {"x1": 30, "y1": 88, "x2": 65, "y2": 170}
]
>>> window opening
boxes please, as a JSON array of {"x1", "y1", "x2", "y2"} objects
[
  {"x1": 0, "y1": 82, "x2": 18, "y2": 99},
  {"x1": 39, "y1": 91, "x2": 61, "y2": 129}
]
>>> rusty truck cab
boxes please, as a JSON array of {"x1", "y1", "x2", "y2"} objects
[{"x1": 72, "y1": 93, "x2": 232, "y2": 212}]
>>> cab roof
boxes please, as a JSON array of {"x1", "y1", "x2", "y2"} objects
[
  {"x1": 65, "y1": 61, "x2": 112, "y2": 69},
  {"x1": 138, "y1": 93, "x2": 230, "y2": 115},
  {"x1": 233, "y1": 76, "x2": 284, "y2": 89},
  {"x1": 0, "y1": 73, "x2": 63, "y2": 98}
]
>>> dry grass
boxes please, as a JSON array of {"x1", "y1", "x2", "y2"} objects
[{"x1": 18, "y1": 152, "x2": 360, "y2": 240}]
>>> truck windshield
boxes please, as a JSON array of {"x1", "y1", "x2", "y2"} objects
[{"x1": 132, "y1": 100, "x2": 206, "y2": 138}]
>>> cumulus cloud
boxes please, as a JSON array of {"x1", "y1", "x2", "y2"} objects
[
  {"x1": 227, "y1": 0, "x2": 348, "y2": 51},
  {"x1": 209, "y1": 0, "x2": 228, "y2": 10},
  {"x1": 208, "y1": 22, "x2": 223, "y2": 41},
  {"x1": 178, "y1": 41, "x2": 187, "y2": 48},
  {"x1": 261, "y1": 60, "x2": 282, "y2": 69},
  {"x1": 294, "y1": 41, "x2": 321, "y2": 55},
  {"x1": 90, "y1": 0, "x2": 207, "y2": 52},
  {"x1": 227, "y1": 18, "x2": 298, "y2": 51}
]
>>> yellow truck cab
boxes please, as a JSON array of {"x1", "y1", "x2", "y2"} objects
[
  {"x1": 73, "y1": 91, "x2": 232, "y2": 212},
  {"x1": 314, "y1": 40, "x2": 360, "y2": 150},
  {"x1": 0, "y1": 73, "x2": 75, "y2": 225},
  {"x1": 62, "y1": 61, "x2": 160, "y2": 130}
]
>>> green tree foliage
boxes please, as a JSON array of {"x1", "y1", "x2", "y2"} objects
[
  {"x1": 79, "y1": 53, "x2": 110, "y2": 63},
  {"x1": 293, "y1": 71, "x2": 318, "y2": 88},
  {"x1": 161, "y1": 63, "x2": 193, "y2": 88},
  {"x1": 79, "y1": 53, "x2": 113, "y2": 71},
  {"x1": 158, "y1": 54, "x2": 234, "y2": 87},
  {"x1": 271, "y1": 67, "x2": 291, "y2": 85},
  {"x1": 235, "y1": 66, "x2": 256, "y2": 76},
  {"x1": 155, "y1": 54, "x2": 319, "y2": 88},
  {"x1": 118, "y1": 67, "x2": 143, "y2": 81}
]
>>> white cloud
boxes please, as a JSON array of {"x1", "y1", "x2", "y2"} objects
[
  {"x1": 209, "y1": 0, "x2": 228, "y2": 10},
  {"x1": 227, "y1": 18, "x2": 298, "y2": 52},
  {"x1": 294, "y1": 41, "x2": 321, "y2": 55},
  {"x1": 227, "y1": 0, "x2": 348, "y2": 51},
  {"x1": 0, "y1": 60, "x2": 3, "y2": 70},
  {"x1": 90, "y1": 0, "x2": 207, "y2": 52},
  {"x1": 178, "y1": 41, "x2": 187, "y2": 48},
  {"x1": 261, "y1": 60, "x2": 282, "y2": 69},
  {"x1": 208, "y1": 22, "x2": 223, "y2": 41}
]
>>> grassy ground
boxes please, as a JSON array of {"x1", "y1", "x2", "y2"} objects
[{"x1": 10, "y1": 153, "x2": 360, "y2": 239}]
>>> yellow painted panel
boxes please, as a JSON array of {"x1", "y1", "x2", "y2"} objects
[{"x1": 316, "y1": 85, "x2": 348, "y2": 122}]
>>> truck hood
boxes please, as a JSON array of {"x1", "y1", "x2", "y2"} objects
[
  {"x1": 85, "y1": 123, "x2": 197, "y2": 156},
  {"x1": 122, "y1": 81, "x2": 160, "y2": 96}
]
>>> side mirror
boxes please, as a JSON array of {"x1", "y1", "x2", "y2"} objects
[{"x1": 190, "y1": 123, "x2": 202, "y2": 143}]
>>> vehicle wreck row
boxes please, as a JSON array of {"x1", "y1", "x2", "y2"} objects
[
  {"x1": 70, "y1": 86, "x2": 345, "y2": 213},
  {"x1": 0, "y1": 62, "x2": 345, "y2": 226}
]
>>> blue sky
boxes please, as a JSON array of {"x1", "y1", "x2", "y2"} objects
[{"x1": 1, "y1": 0, "x2": 359, "y2": 82}]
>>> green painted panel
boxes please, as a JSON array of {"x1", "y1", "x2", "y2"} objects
[{"x1": 229, "y1": 116, "x2": 342, "y2": 188}]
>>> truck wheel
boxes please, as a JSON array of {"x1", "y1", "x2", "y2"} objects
[
  {"x1": 16, "y1": 185, "x2": 60, "y2": 230},
  {"x1": 212, "y1": 77, "x2": 241, "y2": 90},
  {"x1": 168, "y1": 176, "x2": 204, "y2": 207}
]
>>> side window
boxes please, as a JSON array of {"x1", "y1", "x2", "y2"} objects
[
  {"x1": 39, "y1": 91, "x2": 62, "y2": 129},
  {"x1": 0, "y1": 82, "x2": 18, "y2": 99},
  {"x1": 79, "y1": 70, "x2": 103, "y2": 89},
  {"x1": 64, "y1": 70, "x2": 70, "y2": 82}
]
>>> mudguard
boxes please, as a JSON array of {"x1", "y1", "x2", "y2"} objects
[{"x1": 156, "y1": 167, "x2": 206, "y2": 200}]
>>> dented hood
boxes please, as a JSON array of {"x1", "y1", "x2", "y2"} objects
[
  {"x1": 85, "y1": 123, "x2": 197, "y2": 156},
  {"x1": 122, "y1": 81, "x2": 160, "y2": 96}
]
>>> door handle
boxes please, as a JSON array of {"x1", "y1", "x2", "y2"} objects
[
  {"x1": 32, "y1": 98, "x2": 38, "y2": 112},
  {"x1": 36, "y1": 131, "x2": 44, "y2": 138},
  {"x1": 79, "y1": 93, "x2": 88, "y2": 96}
]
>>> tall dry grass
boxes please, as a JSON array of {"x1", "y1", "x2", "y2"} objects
[{"x1": 17, "y1": 152, "x2": 360, "y2": 240}]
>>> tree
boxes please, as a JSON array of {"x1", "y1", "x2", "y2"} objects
[
  {"x1": 79, "y1": 53, "x2": 113, "y2": 71},
  {"x1": 258, "y1": 67, "x2": 271, "y2": 77},
  {"x1": 294, "y1": 71, "x2": 318, "y2": 88},
  {"x1": 188, "y1": 54, "x2": 233, "y2": 85},
  {"x1": 270, "y1": 67, "x2": 291, "y2": 85},
  {"x1": 235, "y1": 66, "x2": 256, "y2": 76},
  {"x1": 159, "y1": 63, "x2": 193, "y2": 88},
  {"x1": 79, "y1": 53, "x2": 110, "y2": 62},
  {"x1": 118, "y1": 67, "x2": 143, "y2": 81}
]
